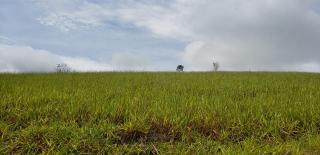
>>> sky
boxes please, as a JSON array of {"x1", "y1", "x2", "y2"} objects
[{"x1": 1, "y1": 0, "x2": 320, "y2": 72}]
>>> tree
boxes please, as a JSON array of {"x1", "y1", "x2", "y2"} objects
[
  {"x1": 213, "y1": 59, "x2": 219, "y2": 71},
  {"x1": 176, "y1": 65, "x2": 184, "y2": 72},
  {"x1": 56, "y1": 63, "x2": 70, "y2": 73}
]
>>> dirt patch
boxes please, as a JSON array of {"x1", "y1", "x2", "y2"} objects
[
  {"x1": 279, "y1": 128, "x2": 303, "y2": 140},
  {"x1": 111, "y1": 114, "x2": 125, "y2": 125},
  {"x1": 224, "y1": 126, "x2": 248, "y2": 143},
  {"x1": 147, "y1": 121, "x2": 182, "y2": 142},
  {"x1": 187, "y1": 120, "x2": 220, "y2": 140},
  {"x1": 24, "y1": 132, "x2": 51, "y2": 154},
  {"x1": 75, "y1": 108, "x2": 91, "y2": 127},
  {"x1": 116, "y1": 121, "x2": 182, "y2": 144},
  {"x1": 302, "y1": 149, "x2": 320, "y2": 155},
  {"x1": 116, "y1": 129, "x2": 147, "y2": 144}
]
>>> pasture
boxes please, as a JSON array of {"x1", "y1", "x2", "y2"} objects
[{"x1": 1, "y1": 72, "x2": 320, "y2": 154}]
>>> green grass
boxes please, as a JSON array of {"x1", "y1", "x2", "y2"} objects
[{"x1": 1, "y1": 72, "x2": 320, "y2": 154}]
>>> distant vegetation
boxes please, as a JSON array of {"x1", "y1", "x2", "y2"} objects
[
  {"x1": 176, "y1": 65, "x2": 184, "y2": 72},
  {"x1": 56, "y1": 63, "x2": 71, "y2": 73},
  {"x1": 1, "y1": 72, "x2": 320, "y2": 154}
]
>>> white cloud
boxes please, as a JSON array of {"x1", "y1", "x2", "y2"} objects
[
  {"x1": 111, "y1": 52, "x2": 151, "y2": 71},
  {"x1": 34, "y1": 0, "x2": 190, "y2": 37},
  {"x1": 176, "y1": 0, "x2": 320, "y2": 71},
  {"x1": 35, "y1": 0, "x2": 114, "y2": 31},
  {"x1": 32, "y1": 0, "x2": 320, "y2": 71},
  {"x1": 0, "y1": 43, "x2": 112, "y2": 72},
  {"x1": 61, "y1": 56, "x2": 112, "y2": 72},
  {"x1": 0, "y1": 44, "x2": 60, "y2": 72}
]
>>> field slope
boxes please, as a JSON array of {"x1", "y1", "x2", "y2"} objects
[{"x1": 1, "y1": 72, "x2": 320, "y2": 154}]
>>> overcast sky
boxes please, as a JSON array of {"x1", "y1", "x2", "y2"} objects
[{"x1": 1, "y1": 0, "x2": 320, "y2": 72}]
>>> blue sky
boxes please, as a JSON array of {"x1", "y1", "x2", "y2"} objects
[{"x1": 1, "y1": 0, "x2": 320, "y2": 72}]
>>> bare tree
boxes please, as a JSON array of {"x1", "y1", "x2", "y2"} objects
[
  {"x1": 176, "y1": 65, "x2": 184, "y2": 72},
  {"x1": 56, "y1": 63, "x2": 70, "y2": 73},
  {"x1": 213, "y1": 59, "x2": 219, "y2": 71}
]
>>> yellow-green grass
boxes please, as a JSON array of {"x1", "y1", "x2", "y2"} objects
[{"x1": 1, "y1": 72, "x2": 320, "y2": 154}]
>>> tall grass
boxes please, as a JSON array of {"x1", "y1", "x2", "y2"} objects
[{"x1": 1, "y1": 72, "x2": 320, "y2": 154}]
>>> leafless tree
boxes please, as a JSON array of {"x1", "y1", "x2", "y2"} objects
[
  {"x1": 56, "y1": 63, "x2": 70, "y2": 73},
  {"x1": 213, "y1": 59, "x2": 219, "y2": 71}
]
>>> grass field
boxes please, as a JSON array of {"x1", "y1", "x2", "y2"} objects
[{"x1": 1, "y1": 72, "x2": 320, "y2": 154}]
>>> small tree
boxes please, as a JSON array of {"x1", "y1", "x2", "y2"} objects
[
  {"x1": 213, "y1": 59, "x2": 219, "y2": 71},
  {"x1": 56, "y1": 63, "x2": 70, "y2": 73},
  {"x1": 176, "y1": 65, "x2": 184, "y2": 72}
]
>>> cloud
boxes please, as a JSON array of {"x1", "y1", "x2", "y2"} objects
[
  {"x1": 111, "y1": 52, "x2": 151, "y2": 70},
  {"x1": 61, "y1": 56, "x2": 112, "y2": 71},
  {"x1": 0, "y1": 43, "x2": 112, "y2": 72},
  {"x1": 175, "y1": 0, "x2": 320, "y2": 71},
  {"x1": 31, "y1": 0, "x2": 320, "y2": 71},
  {"x1": 35, "y1": 0, "x2": 114, "y2": 31},
  {"x1": 34, "y1": 0, "x2": 188, "y2": 37},
  {"x1": 115, "y1": 0, "x2": 320, "y2": 71}
]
